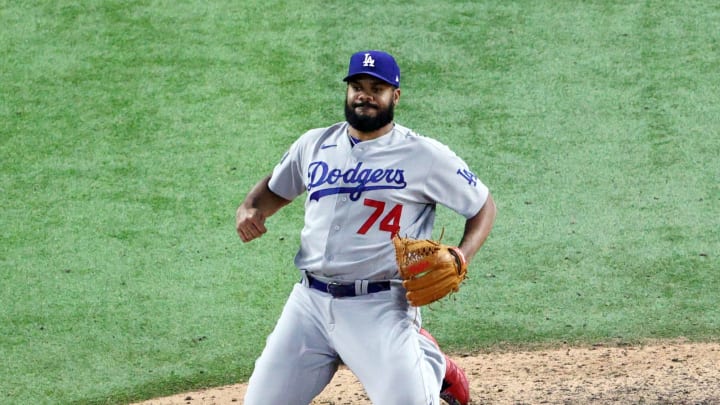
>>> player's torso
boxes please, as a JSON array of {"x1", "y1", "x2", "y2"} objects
[{"x1": 296, "y1": 123, "x2": 441, "y2": 279}]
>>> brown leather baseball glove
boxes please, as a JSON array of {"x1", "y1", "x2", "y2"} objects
[{"x1": 392, "y1": 234, "x2": 468, "y2": 307}]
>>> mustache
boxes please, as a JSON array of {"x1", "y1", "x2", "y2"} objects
[{"x1": 352, "y1": 102, "x2": 378, "y2": 109}]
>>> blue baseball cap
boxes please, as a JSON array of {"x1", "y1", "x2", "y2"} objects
[{"x1": 343, "y1": 50, "x2": 400, "y2": 88}]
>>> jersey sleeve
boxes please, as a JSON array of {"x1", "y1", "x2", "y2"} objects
[
  {"x1": 424, "y1": 143, "x2": 489, "y2": 218},
  {"x1": 268, "y1": 137, "x2": 307, "y2": 201}
]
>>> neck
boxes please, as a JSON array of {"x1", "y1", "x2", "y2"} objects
[{"x1": 347, "y1": 122, "x2": 395, "y2": 141}]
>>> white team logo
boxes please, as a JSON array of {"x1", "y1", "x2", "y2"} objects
[{"x1": 362, "y1": 53, "x2": 375, "y2": 67}]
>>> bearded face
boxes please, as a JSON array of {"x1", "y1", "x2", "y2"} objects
[{"x1": 344, "y1": 94, "x2": 396, "y2": 133}]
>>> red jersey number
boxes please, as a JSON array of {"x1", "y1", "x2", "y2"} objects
[{"x1": 357, "y1": 198, "x2": 403, "y2": 237}]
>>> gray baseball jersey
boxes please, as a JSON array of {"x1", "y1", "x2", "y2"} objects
[{"x1": 268, "y1": 121, "x2": 489, "y2": 281}]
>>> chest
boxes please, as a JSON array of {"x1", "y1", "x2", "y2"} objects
[{"x1": 304, "y1": 144, "x2": 431, "y2": 203}]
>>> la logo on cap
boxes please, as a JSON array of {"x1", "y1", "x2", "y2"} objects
[
  {"x1": 362, "y1": 53, "x2": 375, "y2": 67},
  {"x1": 344, "y1": 50, "x2": 400, "y2": 87}
]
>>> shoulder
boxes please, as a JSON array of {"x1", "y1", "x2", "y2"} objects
[
  {"x1": 298, "y1": 122, "x2": 347, "y2": 143},
  {"x1": 392, "y1": 124, "x2": 455, "y2": 154},
  {"x1": 287, "y1": 122, "x2": 348, "y2": 154}
]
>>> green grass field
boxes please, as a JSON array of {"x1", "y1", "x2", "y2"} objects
[{"x1": 1, "y1": 1, "x2": 719, "y2": 404}]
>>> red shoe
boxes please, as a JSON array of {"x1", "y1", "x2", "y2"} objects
[{"x1": 419, "y1": 328, "x2": 470, "y2": 405}]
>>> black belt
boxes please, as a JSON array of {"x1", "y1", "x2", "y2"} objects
[{"x1": 305, "y1": 274, "x2": 391, "y2": 298}]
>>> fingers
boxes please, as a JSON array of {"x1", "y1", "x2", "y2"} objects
[
  {"x1": 236, "y1": 207, "x2": 267, "y2": 243},
  {"x1": 237, "y1": 221, "x2": 267, "y2": 243}
]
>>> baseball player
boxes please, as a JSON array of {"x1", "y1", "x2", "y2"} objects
[{"x1": 236, "y1": 50, "x2": 496, "y2": 405}]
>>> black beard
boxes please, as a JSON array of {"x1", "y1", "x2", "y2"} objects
[{"x1": 344, "y1": 101, "x2": 395, "y2": 133}]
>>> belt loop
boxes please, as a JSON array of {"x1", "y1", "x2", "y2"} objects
[
  {"x1": 354, "y1": 280, "x2": 369, "y2": 296},
  {"x1": 301, "y1": 270, "x2": 309, "y2": 287}
]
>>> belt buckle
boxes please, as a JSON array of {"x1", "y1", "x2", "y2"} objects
[{"x1": 326, "y1": 281, "x2": 346, "y2": 297}]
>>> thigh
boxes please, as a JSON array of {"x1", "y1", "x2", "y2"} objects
[
  {"x1": 332, "y1": 287, "x2": 445, "y2": 405},
  {"x1": 244, "y1": 284, "x2": 339, "y2": 405}
]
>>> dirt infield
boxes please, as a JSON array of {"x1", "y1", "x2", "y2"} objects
[{"x1": 133, "y1": 340, "x2": 720, "y2": 404}]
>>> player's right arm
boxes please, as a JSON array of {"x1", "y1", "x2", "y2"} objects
[{"x1": 236, "y1": 174, "x2": 292, "y2": 243}]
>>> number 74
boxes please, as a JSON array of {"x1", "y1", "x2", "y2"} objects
[{"x1": 357, "y1": 198, "x2": 403, "y2": 237}]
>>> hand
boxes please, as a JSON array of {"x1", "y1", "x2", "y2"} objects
[
  {"x1": 235, "y1": 205, "x2": 267, "y2": 243},
  {"x1": 392, "y1": 235, "x2": 469, "y2": 307}
]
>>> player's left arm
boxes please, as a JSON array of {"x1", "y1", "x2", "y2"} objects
[{"x1": 457, "y1": 193, "x2": 496, "y2": 263}]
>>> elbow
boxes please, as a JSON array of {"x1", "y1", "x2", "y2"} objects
[{"x1": 482, "y1": 193, "x2": 497, "y2": 219}]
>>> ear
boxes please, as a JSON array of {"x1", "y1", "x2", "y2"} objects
[{"x1": 393, "y1": 88, "x2": 401, "y2": 105}]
